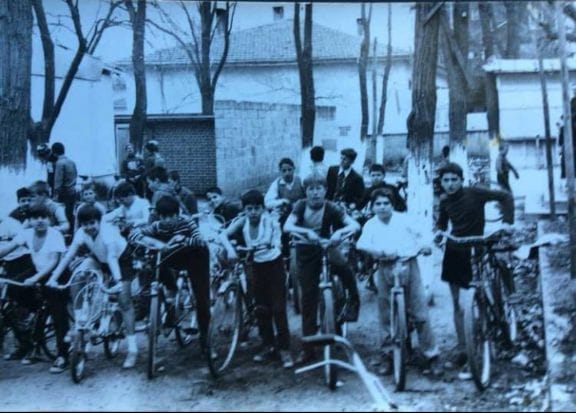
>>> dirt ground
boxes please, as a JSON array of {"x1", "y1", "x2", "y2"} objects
[{"x1": 0, "y1": 225, "x2": 549, "y2": 412}]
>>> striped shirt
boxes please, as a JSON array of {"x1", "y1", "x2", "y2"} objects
[{"x1": 128, "y1": 216, "x2": 205, "y2": 247}]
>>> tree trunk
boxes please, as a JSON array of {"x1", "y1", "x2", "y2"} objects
[
  {"x1": 199, "y1": 1, "x2": 214, "y2": 115},
  {"x1": 0, "y1": 0, "x2": 32, "y2": 170},
  {"x1": 504, "y1": 1, "x2": 523, "y2": 58},
  {"x1": 358, "y1": 3, "x2": 370, "y2": 142},
  {"x1": 294, "y1": 3, "x2": 315, "y2": 148},
  {"x1": 126, "y1": 0, "x2": 147, "y2": 153},
  {"x1": 377, "y1": 2, "x2": 392, "y2": 137},
  {"x1": 478, "y1": 2, "x2": 500, "y2": 140}
]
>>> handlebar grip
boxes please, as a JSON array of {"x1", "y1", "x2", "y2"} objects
[{"x1": 301, "y1": 333, "x2": 338, "y2": 347}]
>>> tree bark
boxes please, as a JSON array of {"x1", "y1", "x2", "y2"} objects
[
  {"x1": 504, "y1": 1, "x2": 523, "y2": 58},
  {"x1": 377, "y1": 3, "x2": 392, "y2": 136},
  {"x1": 294, "y1": 2, "x2": 315, "y2": 148},
  {"x1": 126, "y1": 0, "x2": 147, "y2": 153},
  {"x1": 0, "y1": 0, "x2": 32, "y2": 170},
  {"x1": 358, "y1": 3, "x2": 370, "y2": 142},
  {"x1": 478, "y1": 2, "x2": 500, "y2": 140}
]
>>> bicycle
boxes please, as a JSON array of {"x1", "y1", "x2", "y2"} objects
[
  {"x1": 290, "y1": 232, "x2": 353, "y2": 390},
  {"x1": 52, "y1": 267, "x2": 125, "y2": 383},
  {"x1": 376, "y1": 249, "x2": 428, "y2": 391},
  {"x1": 131, "y1": 238, "x2": 206, "y2": 380},
  {"x1": 0, "y1": 277, "x2": 57, "y2": 362},
  {"x1": 207, "y1": 244, "x2": 263, "y2": 377},
  {"x1": 295, "y1": 334, "x2": 398, "y2": 411},
  {"x1": 437, "y1": 228, "x2": 519, "y2": 391}
]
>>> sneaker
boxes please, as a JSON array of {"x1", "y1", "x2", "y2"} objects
[
  {"x1": 457, "y1": 365, "x2": 473, "y2": 381},
  {"x1": 444, "y1": 350, "x2": 467, "y2": 369},
  {"x1": 279, "y1": 350, "x2": 294, "y2": 369},
  {"x1": 20, "y1": 351, "x2": 37, "y2": 365},
  {"x1": 253, "y1": 346, "x2": 276, "y2": 363},
  {"x1": 49, "y1": 356, "x2": 68, "y2": 374},
  {"x1": 122, "y1": 351, "x2": 138, "y2": 369}
]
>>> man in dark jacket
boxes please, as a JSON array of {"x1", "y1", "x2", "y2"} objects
[{"x1": 326, "y1": 148, "x2": 365, "y2": 208}]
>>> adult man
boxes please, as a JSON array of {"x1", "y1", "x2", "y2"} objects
[
  {"x1": 495, "y1": 142, "x2": 519, "y2": 194},
  {"x1": 51, "y1": 142, "x2": 78, "y2": 232},
  {"x1": 168, "y1": 170, "x2": 198, "y2": 216},
  {"x1": 283, "y1": 173, "x2": 361, "y2": 364},
  {"x1": 435, "y1": 162, "x2": 514, "y2": 380},
  {"x1": 326, "y1": 148, "x2": 365, "y2": 208}
]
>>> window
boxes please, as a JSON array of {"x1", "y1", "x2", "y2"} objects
[
  {"x1": 273, "y1": 6, "x2": 284, "y2": 21},
  {"x1": 339, "y1": 126, "x2": 351, "y2": 137}
]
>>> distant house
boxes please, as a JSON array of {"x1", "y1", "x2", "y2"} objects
[{"x1": 482, "y1": 57, "x2": 573, "y2": 168}]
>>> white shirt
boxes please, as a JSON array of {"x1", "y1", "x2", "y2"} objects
[
  {"x1": 70, "y1": 224, "x2": 127, "y2": 265},
  {"x1": 240, "y1": 213, "x2": 282, "y2": 263},
  {"x1": 13, "y1": 227, "x2": 66, "y2": 272},
  {"x1": 356, "y1": 213, "x2": 430, "y2": 258},
  {"x1": 104, "y1": 196, "x2": 150, "y2": 226},
  {"x1": 0, "y1": 217, "x2": 28, "y2": 261}
]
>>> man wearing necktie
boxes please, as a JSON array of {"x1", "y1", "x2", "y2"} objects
[{"x1": 326, "y1": 148, "x2": 365, "y2": 209}]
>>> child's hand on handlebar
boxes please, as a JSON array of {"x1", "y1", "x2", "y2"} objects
[{"x1": 306, "y1": 230, "x2": 321, "y2": 243}]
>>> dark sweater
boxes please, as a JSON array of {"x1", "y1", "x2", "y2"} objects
[{"x1": 437, "y1": 187, "x2": 514, "y2": 236}]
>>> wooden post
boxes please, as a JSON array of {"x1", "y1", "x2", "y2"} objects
[{"x1": 556, "y1": 1, "x2": 576, "y2": 278}]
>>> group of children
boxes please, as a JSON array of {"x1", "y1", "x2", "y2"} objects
[{"x1": 0, "y1": 142, "x2": 515, "y2": 382}]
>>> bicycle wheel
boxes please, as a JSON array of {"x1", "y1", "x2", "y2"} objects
[
  {"x1": 319, "y1": 287, "x2": 338, "y2": 390},
  {"x1": 174, "y1": 283, "x2": 196, "y2": 348},
  {"x1": 70, "y1": 330, "x2": 87, "y2": 383},
  {"x1": 333, "y1": 276, "x2": 347, "y2": 337},
  {"x1": 103, "y1": 309, "x2": 124, "y2": 359},
  {"x1": 39, "y1": 312, "x2": 58, "y2": 361},
  {"x1": 464, "y1": 289, "x2": 492, "y2": 391},
  {"x1": 207, "y1": 283, "x2": 243, "y2": 377},
  {"x1": 391, "y1": 292, "x2": 407, "y2": 391},
  {"x1": 494, "y1": 269, "x2": 518, "y2": 346},
  {"x1": 147, "y1": 292, "x2": 160, "y2": 380}
]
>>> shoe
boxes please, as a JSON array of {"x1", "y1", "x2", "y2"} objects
[
  {"x1": 445, "y1": 351, "x2": 467, "y2": 369},
  {"x1": 122, "y1": 351, "x2": 138, "y2": 369},
  {"x1": 134, "y1": 320, "x2": 148, "y2": 333},
  {"x1": 458, "y1": 365, "x2": 473, "y2": 381},
  {"x1": 21, "y1": 351, "x2": 37, "y2": 365},
  {"x1": 295, "y1": 349, "x2": 316, "y2": 365},
  {"x1": 49, "y1": 356, "x2": 68, "y2": 374},
  {"x1": 4, "y1": 347, "x2": 31, "y2": 361},
  {"x1": 279, "y1": 350, "x2": 294, "y2": 369},
  {"x1": 253, "y1": 346, "x2": 276, "y2": 363}
]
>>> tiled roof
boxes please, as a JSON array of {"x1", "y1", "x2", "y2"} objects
[{"x1": 117, "y1": 19, "x2": 410, "y2": 67}]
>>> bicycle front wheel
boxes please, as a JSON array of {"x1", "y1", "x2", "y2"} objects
[
  {"x1": 207, "y1": 283, "x2": 243, "y2": 377},
  {"x1": 174, "y1": 284, "x2": 196, "y2": 348},
  {"x1": 103, "y1": 309, "x2": 124, "y2": 359},
  {"x1": 70, "y1": 330, "x2": 87, "y2": 383},
  {"x1": 494, "y1": 266, "x2": 518, "y2": 346},
  {"x1": 391, "y1": 292, "x2": 407, "y2": 391},
  {"x1": 38, "y1": 312, "x2": 58, "y2": 361},
  {"x1": 464, "y1": 288, "x2": 492, "y2": 391},
  {"x1": 147, "y1": 293, "x2": 160, "y2": 380},
  {"x1": 320, "y1": 287, "x2": 338, "y2": 390}
]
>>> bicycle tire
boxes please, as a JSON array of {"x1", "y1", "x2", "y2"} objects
[
  {"x1": 207, "y1": 283, "x2": 243, "y2": 377},
  {"x1": 174, "y1": 284, "x2": 196, "y2": 348},
  {"x1": 333, "y1": 276, "x2": 346, "y2": 337},
  {"x1": 391, "y1": 293, "x2": 407, "y2": 391},
  {"x1": 464, "y1": 289, "x2": 492, "y2": 391},
  {"x1": 39, "y1": 312, "x2": 58, "y2": 361},
  {"x1": 103, "y1": 309, "x2": 124, "y2": 359},
  {"x1": 70, "y1": 330, "x2": 86, "y2": 384},
  {"x1": 289, "y1": 253, "x2": 301, "y2": 315},
  {"x1": 147, "y1": 293, "x2": 160, "y2": 380},
  {"x1": 320, "y1": 287, "x2": 338, "y2": 390},
  {"x1": 494, "y1": 269, "x2": 518, "y2": 346}
]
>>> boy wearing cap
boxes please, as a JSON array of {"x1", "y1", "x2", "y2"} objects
[{"x1": 326, "y1": 148, "x2": 365, "y2": 209}]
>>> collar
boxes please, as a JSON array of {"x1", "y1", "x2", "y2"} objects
[{"x1": 338, "y1": 167, "x2": 352, "y2": 177}]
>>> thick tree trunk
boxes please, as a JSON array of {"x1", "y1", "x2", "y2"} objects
[
  {"x1": 478, "y1": 2, "x2": 500, "y2": 140},
  {"x1": 126, "y1": 0, "x2": 147, "y2": 153},
  {"x1": 0, "y1": 0, "x2": 32, "y2": 170},
  {"x1": 294, "y1": 3, "x2": 315, "y2": 148},
  {"x1": 504, "y1": 1, "x2": 523, "y2": 58}
]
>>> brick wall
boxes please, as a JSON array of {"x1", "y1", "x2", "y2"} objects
[
  {"x1": 143, "y1": 117, "x2": 217, "y2": 194},
  {"x1": 214, "y1": 100, "x2": 304, "y2": 197}
]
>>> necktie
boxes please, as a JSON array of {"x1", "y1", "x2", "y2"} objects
[{"x1": 336, "y1": 171, "x2": 345, "y2": 198}]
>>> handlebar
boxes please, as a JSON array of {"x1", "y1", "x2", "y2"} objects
[
  {"x1": 436, "y1": 228, "x2": 514, "y2": 248},
  {"x1": 289, "y1": 232, "x2": 355, "y2": 249},
  {"x1": 0, "y1": 277, "x2": 35, "y2": 288}
]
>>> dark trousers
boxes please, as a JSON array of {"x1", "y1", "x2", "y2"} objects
[
  {"x1": 296, "y1": 246, "x2": 359, "y2": 341},
  {"x1": 161, "y1": 246, "x2": 211, "y2": 344},
  {"x1": 58, "y1": 190, "x2": 77, "y2": 234},
  {"x1": 251, "y1": 256, "x2": 290, "y2": 350}
]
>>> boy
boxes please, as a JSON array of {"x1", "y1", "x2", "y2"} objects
[
  {"x1": 495, "y1": 142, "x2": 519, "y2": 194},
  {"x1": 0, "y1": 203, "x2": 69, "y2": 373},
  {"x1": 435, "y1": 162, "x2": 514, "y2": 379},
  {"x1": 168, "y1": 170, "x2": 198, "y2": 216},
  {"x1": 205, "y1": 186, "x2": 241, "y2": 225},
  {"x1": 283, "y1": 173, "x2": 361, "y2": 364},
  {"x1": 357, "y1": 189, "x2": 438, "y2": 375},
  {"x1": 128, "y1": 196, "x2": 212, "y2": 356},
  {"x1": 104, "y1": 181, "x2": 150, "y2": 233},
  {"x1": 121, "y1": 143, "x2": 146, "y2": 198},
  {"x1": 147, "y1": 166, "x2": 174, "y2": 209},
  {"x1": 9, "y1": 187, "x2": 32, "y2": 223},
  {"x1": 264, "y1": 158, "x2": 305, "y2": 218},
  {"x1": 326, "y1": 148, "x2": 365, "y2": 208},
  {"x1": 74, "y1": 183, "x2": 107, "y2": 230},
  {"x1": 309, "y1": 146, "x2": 328, "y2": 178},
  {"x1": 51, "y1": 142, "x2": 78, "y2": 233},
  {"x1": 220, "y1": 190, "x2": 294, "y2": 368},
  {"x1": 48, "y1": 204, "x2": 139, "y2": 369},
  {"x1": 28, "y1": 180, "x2": 70, "y2": 235},
  {"x1": 358, "y1": 164, "x2": 406, "y2": 213}
]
